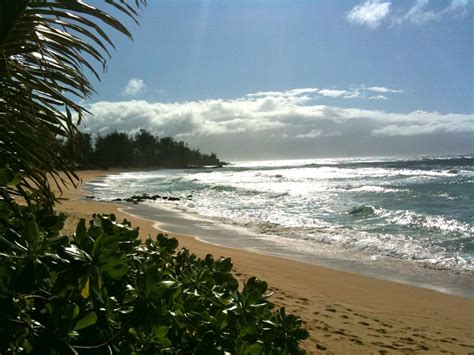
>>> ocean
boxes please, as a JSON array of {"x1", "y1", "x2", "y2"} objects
[{"x1": 87, "y1": 155, "x2": 473, "y2": 296}]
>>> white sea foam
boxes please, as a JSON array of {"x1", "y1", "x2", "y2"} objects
[{"x1": 91, "y1": 155, "x2": 474, "y2": 274}]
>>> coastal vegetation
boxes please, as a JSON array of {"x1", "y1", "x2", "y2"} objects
[
  {"x1": 0, "y1": 198, "x2": 307, "y2": 353},
  {"x1": 0, "y1": 1, "x2": 308, "y2": 353},
  {"x1": 60, "y1": 130, "x2": 223, "y2": 169}
]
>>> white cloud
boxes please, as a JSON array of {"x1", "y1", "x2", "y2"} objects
[
  {"x1": 440, "y1": 0, "x2": 470, "y2": 17},
  {"x1": 122, "y1": 78, "x2": 146, "y2": 96},
  {"x1": 367, "y1": 86, "x2": 403, "y2": 93},
  {"x1": 295, "y1": 129, "x2": 323, "y2": 139},
  {"x1": 447, "y1": 0, "x2": 469, "y2": 10},
  {"x1": 346, "y1": 0, "x2": 392, "y2": 29},
  {"x1": 246, "y1": 86, "x2": 402, "y2": 101},
  {"x1": 369, "y1": 95, "x2": 388, "y2": 100},
  {"x1": 403, "y1": 0, "x2": 439, "y2": 24},
  {"x1": 317, "y1": 89, "x2": 348, "y2": 98},
  {"x1": 342, "y1": 90, "x2": 363, "y2": 99},
  {"x1": 314, "y1": 88, "x2": 363, "y2": 99},
  {"x1": 348, "y1": 0, "x2": 470, "y2": 28},
  {"x1": 372, "y1": 120, "x2": 474, "y2": 136},
  {"x1": 394, "y1": 0, "x2": 470, "y2": 25},
  {"x1": 247, "y1": 88, "x2": 319, "y2": 98}
]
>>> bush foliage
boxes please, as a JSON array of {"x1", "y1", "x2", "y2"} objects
[{"x1": 0, "y1": 199, "x2": 308, "y2": 353}]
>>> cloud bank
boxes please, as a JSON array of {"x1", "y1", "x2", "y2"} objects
[{"x1": 82, "y1": 88, "x2": 473, "y2": 159}]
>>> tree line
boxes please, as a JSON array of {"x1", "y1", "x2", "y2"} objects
[{"x1": 60, "y1": 129, "x2": 224, "y2": 169}]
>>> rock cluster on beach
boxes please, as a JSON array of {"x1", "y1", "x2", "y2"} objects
[{"x1": 86, "y1": 193, "x2": 192, "y2": 204}]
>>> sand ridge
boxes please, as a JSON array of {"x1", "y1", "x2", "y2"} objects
[{"x1": 54, "y1": 170, "x2": 474, "y2": 354}]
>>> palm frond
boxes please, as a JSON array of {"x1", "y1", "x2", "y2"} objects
[{"x1": 0, "y1": 0, "x2": 146, "y2": 207}]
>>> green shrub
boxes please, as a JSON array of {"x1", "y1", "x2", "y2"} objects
[{"x1": 0, "y1": 202, "x2": 308, "y2": 354}]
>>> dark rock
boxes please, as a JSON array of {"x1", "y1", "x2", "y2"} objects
[
  {"x1": 168, "y1": 197, "x2": 180, "y2": 201},
  {"x1": 85, "y1": 195, "x2": 95, "y2": 199},
  {"x1": 112, "y1": 198, "x2": 122, "y2": 202},
  {"x1": 151, "y1": 194, "x2": 161, "y2": 200}
]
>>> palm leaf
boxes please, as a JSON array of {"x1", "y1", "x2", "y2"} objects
[{"x1": 0, "y1": 0, "x2": 146, "y2": 207}]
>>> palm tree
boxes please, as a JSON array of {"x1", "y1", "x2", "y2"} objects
[{"x1": 0, "y1": 0, "x2": 146, "y2": 207}]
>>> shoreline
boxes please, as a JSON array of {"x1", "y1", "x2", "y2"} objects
[{"x1": 56, "y1": 170, "x2": 474, "y2": 353}]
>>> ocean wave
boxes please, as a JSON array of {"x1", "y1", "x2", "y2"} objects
[
  {"x1": 429, "y1": 192, "x2": 462, "y2": 200},
  {"x1": 165, "y1": 196, "x2": 473, "y2": 274},
  {"x1": 387, "y1": 210, "x2": 473, "y2": 235},
  {"x1": 208, "y1": 184, "x2": 239, "y2": 192},
  {"x1": 281, "y1": 229, "x2": 471, "y2": 273},
  {"x1": 229, "y1": 156, "x2": 474, "y2": 181},
  {"x1": 348, "y1": 205, "x2": 375, "y2": 217},
  {"x1": 206, "y1": 214, "x2": 473, "y2": 274},
  {"x1": 344, "y1": 185, "x2": 404, "y2": 193},
  {"x1": 85, "y1": 181, "x2": 110, "y2": 188}
]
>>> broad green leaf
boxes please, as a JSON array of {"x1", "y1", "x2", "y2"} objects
[
  {"x1": 23, "y1": 221, "x2": 41, "y2": 247},
  {"x1": 216, "y1": 257, "x2": 233, "y2": 272},
  {"x1": 92, "y1": 234, "x2": 118, "y2": 256},
  {"x1": 241, "y1": 343, "x2": 263, "y2": 355},
  {"x1": 64, "y1": 244, "x2": 91, "y2": 262},
  {"x1": 154, "y1": 325, "x2": 168, "y2": 339},
  {"x1": 103, "y1": 263, "x2": 128, "y2": 279},
  {"x1": 97, "y1": 249, "x2": 128, "y2": 279},
  {"x1": 152, "y1": 280, "x2": 177, "y2": 299},
  {"x1": 75, "y1": 219, "x2": 87, "y2": 243},
  {"x1": 0, "y1": 168, "x2": 20, "y2": 187},
  {"x1": 22, "y1": 339, "x2": 33, "y2": 353},
  {"x1": 73, "y1": 304, "x2": 80, "y2": 319},
  {"x1": 74, "y1": 311, "x2": 97, "y2": 330}
]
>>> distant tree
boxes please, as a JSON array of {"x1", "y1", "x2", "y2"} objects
[
  {"x1": 61, "y1": 129, "x2": 224, "y2": 169},
  {"x1": 205, "y1": 152, "x2": 220, "y2": 166},
  {"x1": 94, "y1": 132, "x2": 133, "y2": 168},
  {"x1": 132, "y1": 129, "x2": 158, "y2": 167},
  {"x1": 62, "y1": 132, "x2": 94, "y2": 169},
  {"x1": 157, "y1": 137, "x2": 178, "y2": 167}
]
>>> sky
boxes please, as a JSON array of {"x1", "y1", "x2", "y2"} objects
[{"x1": 82, "y1": 0, "x2": 473, "y2": 160}]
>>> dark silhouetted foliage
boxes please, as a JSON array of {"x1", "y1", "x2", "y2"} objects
[
  {"x1": 0, "y1": 0, "x2": 146, "y2": 207},
  {"x1": 60, "y1": 129, "x2": 223, "y2": 169}
]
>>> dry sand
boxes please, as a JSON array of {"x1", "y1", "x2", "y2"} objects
[{"x1": 54, "y1": 170, "x2": 473, "y2": 354}]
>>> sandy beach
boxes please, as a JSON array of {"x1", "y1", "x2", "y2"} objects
[{"x1": 55, "y1": 170, "x2": 474, "y2": 354}]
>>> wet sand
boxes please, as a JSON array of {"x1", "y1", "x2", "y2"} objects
[{"x1": 55, "y1": 170, "x2": 474, "y2": 354}]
